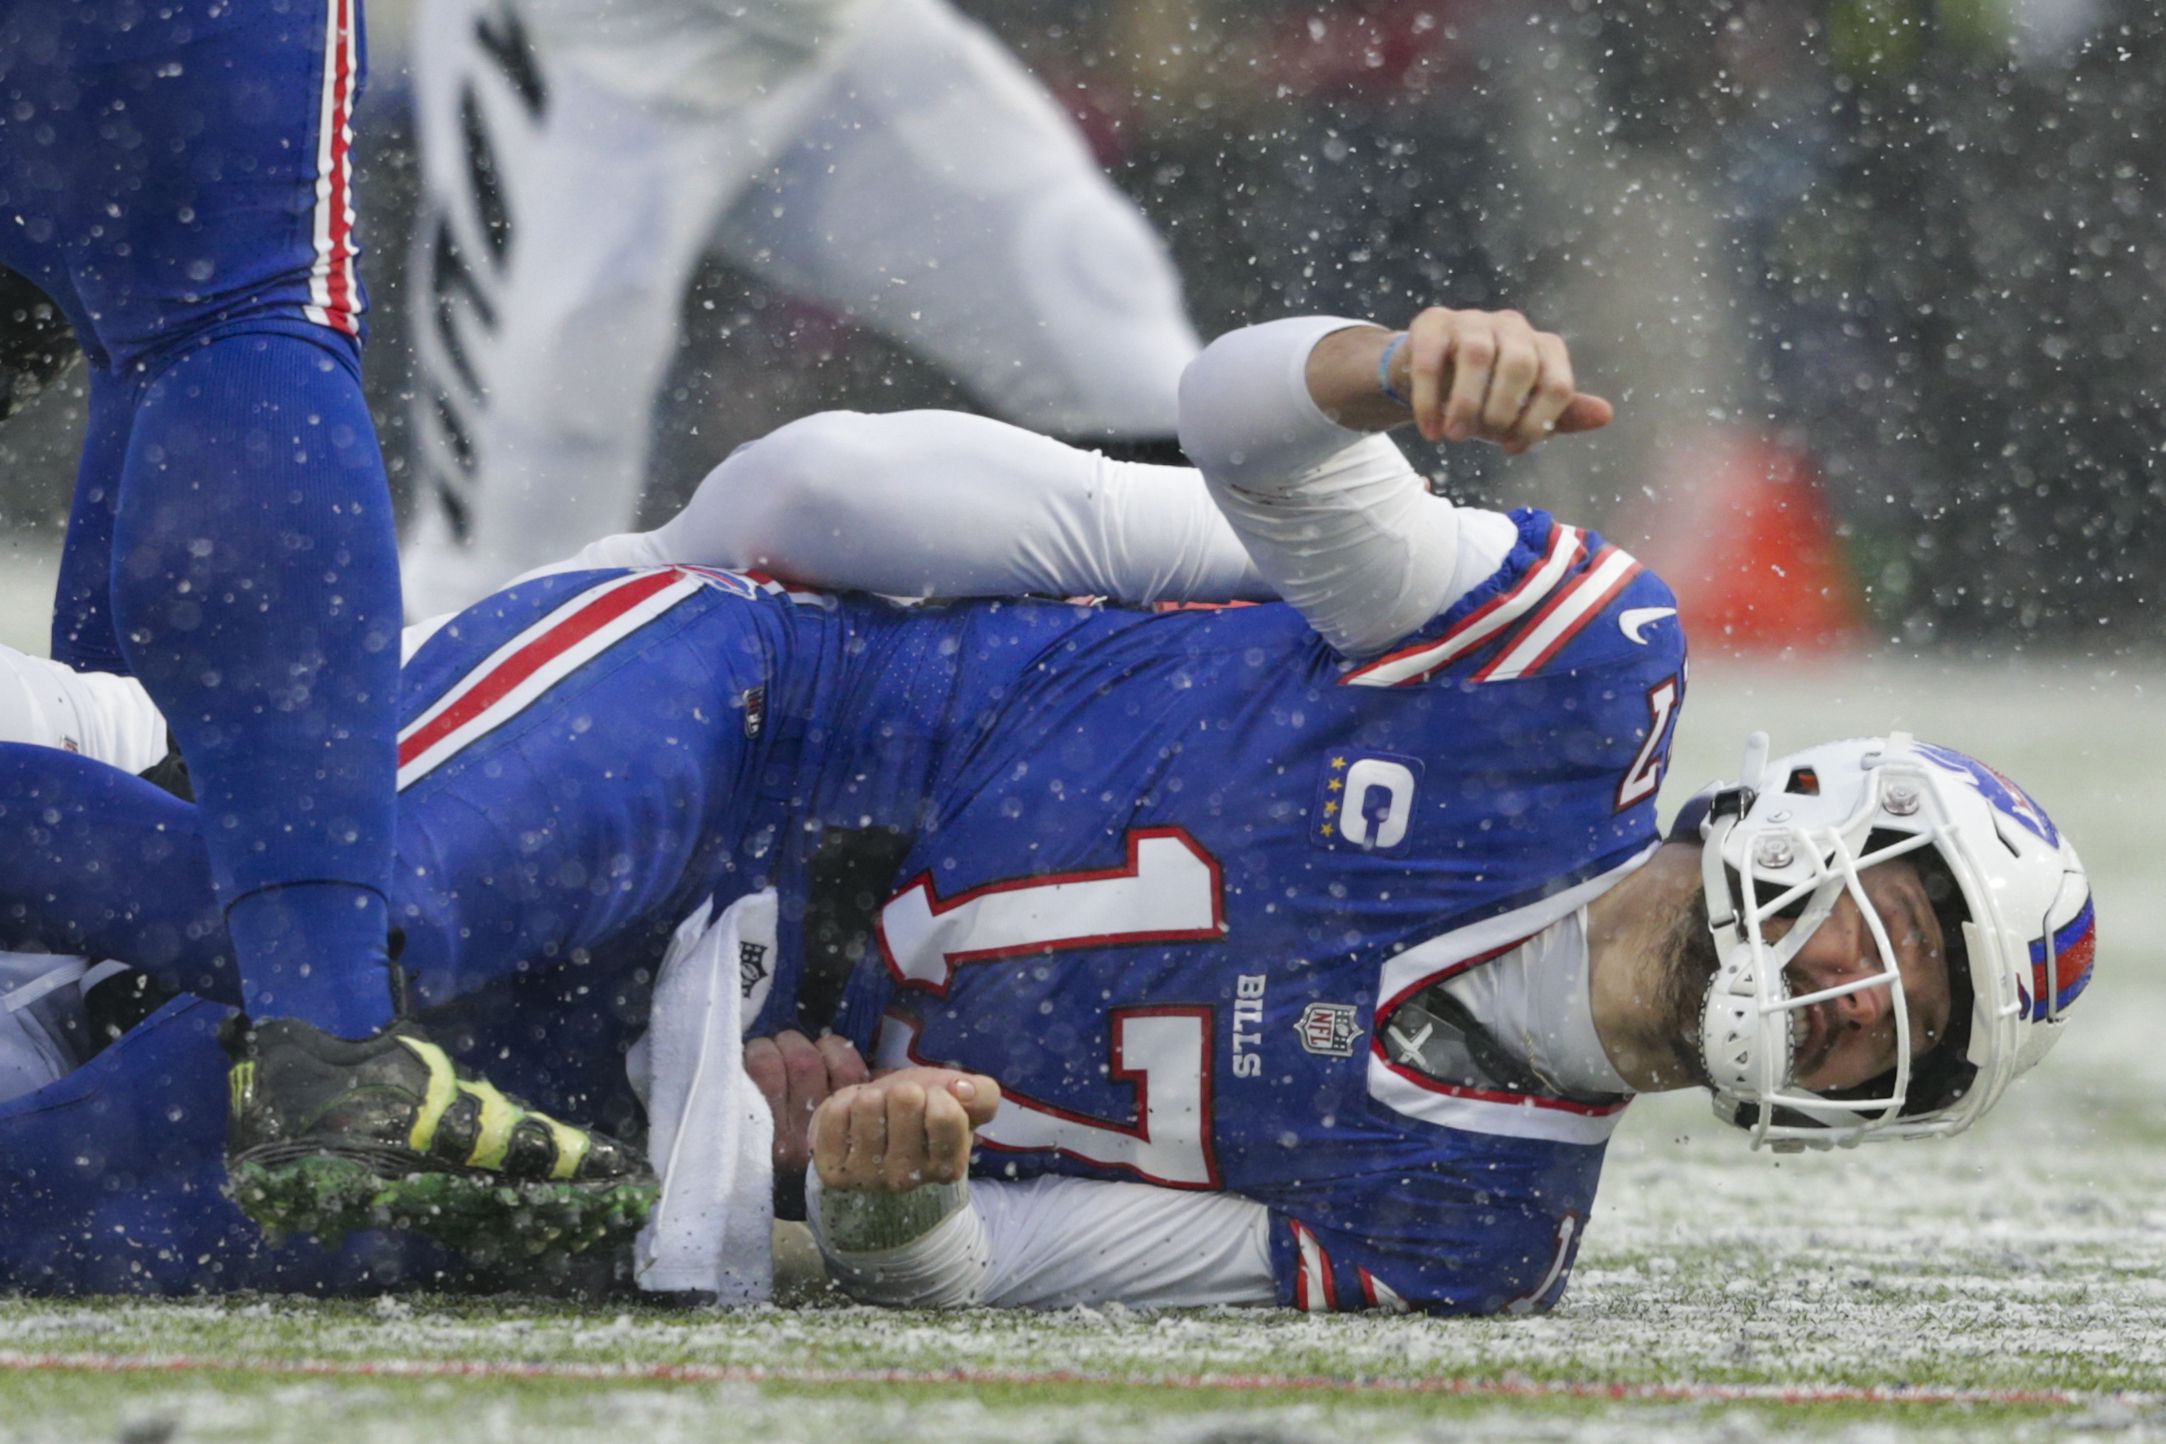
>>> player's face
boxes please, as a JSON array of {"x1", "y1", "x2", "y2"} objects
[{"x1": 1762, "y1": 858, "x2": 1953, "y2": 1092}]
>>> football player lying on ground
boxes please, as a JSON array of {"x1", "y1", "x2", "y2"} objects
[{"x1": 0, "y1": 306, "x2": 2095, "y2": 1310}]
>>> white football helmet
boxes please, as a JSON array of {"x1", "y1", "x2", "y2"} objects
[{"x1": 1682, "y1": 731, "x2": 2094, "y2": 1151}]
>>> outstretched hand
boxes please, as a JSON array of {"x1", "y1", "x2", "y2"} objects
[{"x1": 1388, "y1": 306, "x2": 1614, "y2": 452}]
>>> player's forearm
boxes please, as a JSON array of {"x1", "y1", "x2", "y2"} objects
[
  {"x1": 1174, "y1": 317, "x2": 1480, "y2": 656},
  {"x1": 806, "y1": 1171, "x2": 992, "y2": 1308},
  {"x1": 1174, "y1": 316, "x2": 1388, "y2": 496},
  {"x1": 808, "y1": 1171, "x2": 1278, "y2": 1311},
  {"x1": 1304, "y1": 324, "x2": 1418, "y2": 431},
  {"x1": 967, "y1": 1176, "x2": 1277, "y2": 1310}
]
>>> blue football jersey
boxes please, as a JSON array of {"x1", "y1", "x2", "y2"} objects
[
  {"x1": 0, "y1": 510, "x2": 1680, "y2": 1303},
  {"x1": 825, "y1": 509, "x2": 1687, "y2": 1315}
]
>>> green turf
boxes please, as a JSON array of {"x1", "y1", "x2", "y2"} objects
[
  {"x1": 0, "y1": 1365, "x2": 2108, "y2": 1444},
  {"x1": 0, "y1": 1287, "x2": 2153, "y2": 1443}
]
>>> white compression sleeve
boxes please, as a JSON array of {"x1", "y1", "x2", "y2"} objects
[
  {"x1": 1175, "y1": 316, "x2": 1517, "y2": 658},
  {"x1": 529, "y1": 410, "x2": 1270, "y2": 605},
  {"x1": 513, "y1": 312, "x2": 1522, "y2": 628},
  {"x1": 807, "y1": 1170, "x2": 1277, "y2": 1310},
  {"x1": 808, "y1": 1174, "x2": 991, "y2": 1309}
]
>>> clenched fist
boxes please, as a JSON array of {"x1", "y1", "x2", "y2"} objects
[
  {"x1": 812, "y1": 1066, "x2": 1003, "y2": 1192},
  {"x1": 1306, "y1": 307, "x2": 1615, "y2": 453},
  {"x1": 1389, "y1": 306, "x2": 1614, "y2": 452}
]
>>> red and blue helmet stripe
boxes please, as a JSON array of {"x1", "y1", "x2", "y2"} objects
[{"x1": 2021, "y1": 895, "x2": 2096, "y2": 1022}]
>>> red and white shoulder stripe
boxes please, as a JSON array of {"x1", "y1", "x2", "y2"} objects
[
  {"x1": 1470, "y1": 543, "x2": 1644, "y2": 683},
  {"x1": 396, "y1": 569, "x2": 708, "y2": 791},
  {"x1": 304, "y1": 0, "x2": 361, "y2": 337},
  {"x1": 1340, "y1": 525, "x2": 1645, "y2": 689}
]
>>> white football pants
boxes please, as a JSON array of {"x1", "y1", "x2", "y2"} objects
[{"x1": 403, "y1": 0, "x2": 1201, "y2": 617}]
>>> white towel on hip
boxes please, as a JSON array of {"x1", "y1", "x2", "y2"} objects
[{"x1": 628, "y1": 889, "x2": 780, "y2": 1301}]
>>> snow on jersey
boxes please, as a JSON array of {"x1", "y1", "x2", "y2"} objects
[{"x1": 826, "y1": 509, "x2": 1688, "y2": 1316}]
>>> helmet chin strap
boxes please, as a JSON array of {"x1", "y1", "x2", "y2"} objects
[{"x1": 1695, "y1": 730, "x2": 1770, "y2": 944}]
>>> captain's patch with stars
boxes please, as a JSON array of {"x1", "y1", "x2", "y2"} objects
[{"x1": 1312, "y1": 751, "x2": 1424, "y2": 856}]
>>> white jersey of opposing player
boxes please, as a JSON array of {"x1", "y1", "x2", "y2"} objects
[
  {"x1": 0, "y1": 649, "x2": 168, "y2": 777},
  {"x1": 403, "y1": 0, "x2": 1202, "y2": 619},
  {"x1": 515, "y1": 0, "x2": 872, "y2": 110}
]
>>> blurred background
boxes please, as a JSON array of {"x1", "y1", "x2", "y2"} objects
[{"x1": 0, "y1": 0, "x2": 2159, "y2": 657}]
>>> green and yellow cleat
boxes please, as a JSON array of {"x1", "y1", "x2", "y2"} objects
[{"x1": 223, "y1": 1016, "x2": 656, "y2": 1259}]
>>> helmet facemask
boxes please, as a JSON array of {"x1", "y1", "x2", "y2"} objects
[{"x1": 1693, "y1": 733, "x2": 2002, "y2": 1152}]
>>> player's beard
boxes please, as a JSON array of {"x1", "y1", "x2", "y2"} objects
[{"x1": 1652, "y1": 890, "x2": 1721, "y2": 1090}]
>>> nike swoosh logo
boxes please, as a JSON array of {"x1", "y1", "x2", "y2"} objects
[{"x1": 1619, "y1": 607, "x2": 1677, "y2": 644}]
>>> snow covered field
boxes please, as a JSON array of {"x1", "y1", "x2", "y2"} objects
[{"x1": 0, "y1": 575, "x2": 2159, "y2": 1440}]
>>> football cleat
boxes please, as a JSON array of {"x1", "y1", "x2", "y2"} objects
[{"x1": 223, "y1": 1016, "x2": 656, "y2": 1257}]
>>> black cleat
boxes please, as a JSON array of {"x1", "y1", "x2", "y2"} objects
[{"x1": 223, "y1": 1016, "x2": 656, "y2": 1258}]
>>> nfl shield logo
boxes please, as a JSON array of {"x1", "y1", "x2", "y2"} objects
[{"x1": 1296, "y1": 1002, "x2": 1361, "y2": 1058}]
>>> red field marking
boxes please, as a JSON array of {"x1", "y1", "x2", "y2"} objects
[{"x1": 0, "y1": 1350, "x2": 2144, "y2": 1409}]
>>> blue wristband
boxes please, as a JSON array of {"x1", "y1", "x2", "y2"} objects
[{"x1": 1377, "y1": 332, "x2": 1411, "y2": 407}]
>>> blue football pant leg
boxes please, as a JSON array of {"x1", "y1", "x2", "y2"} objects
[
  {"x1": 0, "y1": 580, "x2": 774, "y2": 1013},
  {"x1": 0, "y1": 0, "x2": 398, "y2": 1037},
  {"x1": 50, "y1": 367, "x2": 139, "y2": 674},
  {"x1": 114, "y1": 333, "x2": 400, "y2": 1036},
  {"x1": 386, "y1": 583, "x2": 778, "y2": 1010},
  {"x1": 0, "y1": 743, "x2": 234, "y2": 1002},
  {"x1": 0, "y1": 0, "x2": 369, "y2": 361}
]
